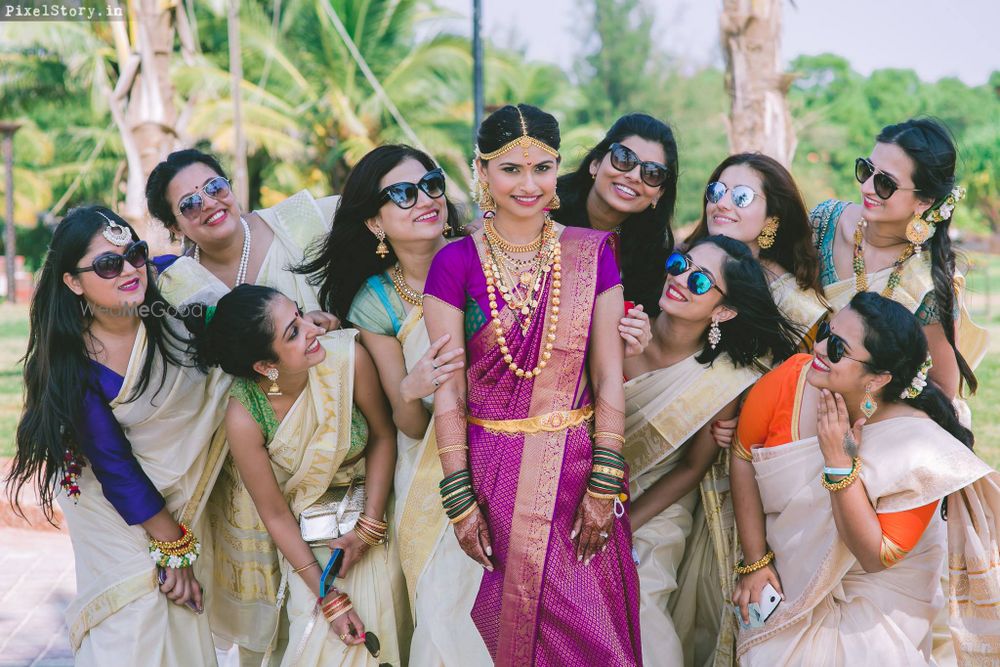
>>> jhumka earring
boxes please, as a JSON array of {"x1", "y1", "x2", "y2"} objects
[
  {"x1": 708, "y1": 316, "x2": 722, "y2": 350},
  {"x1": 374, "y1": 227, "x2": 389, "y2": 259},
  {"x1": 860, "y1": 383, "x2": 877, "y2": 419},
  {"x1": 547, "y1": 193, "x2": 561, "y2": 210},
  {"x1": 757, "y1": 217, "x2": 779, "y2": 250},
  {"x1": 905, "y1": 212, "x2": 933, "y2": 255},
  {"x1": 265, "y1": 368, "x2": 282, "y2": 397},
  {"x1": 477, "y1": 181, "x2": 497, "y2": 217}
]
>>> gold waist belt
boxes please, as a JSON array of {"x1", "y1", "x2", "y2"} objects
[{"x1": 467, "y1": 405, "x2": 593, "y2": 434}]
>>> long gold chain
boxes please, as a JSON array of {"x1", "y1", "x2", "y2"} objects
[
  {"x1": 852, "y1": 220, "x2": 914, "y2": 298},
  {"x1": 389, "y1": 263, "x2": 423, "y2": 307},
  {"x1": 483, "y1": 217, "x2": 555, "y2": 329}
]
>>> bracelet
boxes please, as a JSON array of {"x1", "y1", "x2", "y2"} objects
[
  {"x1": 820, "y1": 457, "x2": 862, "y2": 492},
  {"x1": 326, "y1": 604, "x2": 354, "y2": 622},
  {"x1": 586, "y1": 488, "x2": 624, "y2": 501},
  {"x1": 151, "y1": 524, "x2": 192, "y2": 550},
  {"x1": 734, "y1": 550, "x2": 774, "y2": 575},
  {"x1": 823, "y1": 465, "x2": 854, "y2": 476},
  {"x1": 593, "y1": 431, "x2": 625, "y2": 445},
  {"x1": 149, "y1": 525, "x2": 201, "y2": 569},
  {"x1": 321, "y1": 593, "x2": 350, "y2": 612},
  {"x1": 592, "y1": 464, "x2": 625, "y2": 478},
  {"x1": 437, "y1": 444, "x2": 470, "y2": 454},
  {"x1": 449, "y1": 502, "x2": 478, "y2": 524},
  {"x1": 292, "y1": 560, "x2": 320, "y2": 574}
]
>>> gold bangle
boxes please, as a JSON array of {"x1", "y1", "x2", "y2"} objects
[
  {"x1": 820, "y1": 457, "x2": 862, "y2": 492},
  {"x1": 591, "y1": 464, "x2": 625, "y2": 478},
  {"x1": 292, "y1": 560, "x2": 319, "y2": 574},
  {"x1": 593, "y1": 431, "x2": 625, "y2": 444},
  {"x1": 449, "y1": 502, "x2": 478, "y2": 524},
  {"x1": 151, "y1": 524, "x2": 192, "y2": 550},
  {"x1": 357, "y1": 513, "x2": 388, "y2": 529},
  {"x1": 437, "y1": 444, "x2": 469, "y2": 454},
  {"x1": 353, "y1": 525, "x2": 387, "y2": 547},
  {"x1": 585, "y1": 488, "x2": 619, "y2": 501},
  {"x1": 326, "y1": 604, "x2": 354, "y2": 622},
  {"x1": 734, "y1": 550, "x2": 774, "y2": 575}
]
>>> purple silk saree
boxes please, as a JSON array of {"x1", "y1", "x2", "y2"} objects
[{"x1": 425, "y1": 227, "x2": 642, "y2": 667}]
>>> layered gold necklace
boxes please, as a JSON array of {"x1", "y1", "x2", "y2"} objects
[
  {"x1": 389, "y1": 263, "x2": 423, "y2": 310},
  {"x1": 481, "y1": 215, "x2": 561, "y2": 378},
  {"x1": 852, "y1": 220, "x2": 914, "y2": 299}
]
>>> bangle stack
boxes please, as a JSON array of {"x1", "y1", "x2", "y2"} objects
[
  {"x1": 149, "y1": 523, "x2": 201, "y2": 569},
  {"x1": 821, "y1": 456, "x2": 862, "y2": 492},
  {"x1": 322, "y1": 591, "x2": 353, "y2": 622},
  {"x1": 440, "y1": 469, "x2": 477, "y2": 524},
  {"x1": 734, "y1": 550, "x2": 774, "y2": 575},
  {"x1": 354, "y1": 514, "x2": 389, "y2": 546},
  {"x1": 587, "y1": 446, "x2": 628, "y2": 502}
]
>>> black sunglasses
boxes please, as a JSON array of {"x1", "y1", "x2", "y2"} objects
[
  {"x1": 855, "y1": 157, "x2": 919, "y2": 201},
  {"x1": 70, "y1": 241, "x2": 149, "y2": 279},
  {"x1": 177, "y1": 176, "x2": 232, "y2": 221},
  {"x1": 816, "y1": 321, "x2": 869, "y2": 365},
  {"x1": 705, "y1": 181, "x2": 760, "y2": 209},
  {"x1": 607, "y1": 143, "x2": 669, "y2": 188},
  {"x1": 665, "y1": 251, "x2": 726, "y2": 297},
  {"x1": 379, "y1": 168, "x2": 446, "y2": 209}
]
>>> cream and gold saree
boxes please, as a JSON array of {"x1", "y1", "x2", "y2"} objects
[
  {"x1": 624, "y1": 354, "x2": 761, "y2": 667},
  {"x1": 60, "y1": 324, "x2": 229, "y2": 665}
]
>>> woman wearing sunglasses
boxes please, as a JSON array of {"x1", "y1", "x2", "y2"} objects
[
  {"x1": 552, "y1": 113, "x2": 679, "y2": 358},
  {"x1": 146, "y1": 149, "x2": 342, "y2": 658},
  {"x1": 731, "y1": 292, "x2": 1000, "y2": 665},
  {"x1": 423, "y1": 103, "x2": 642, "y2": 665},
  {"x1": 182, "y1": 284, "x2": 407, "y2": 665},
  {"x1": 621, "y1": 236, "x2": 799, "y2": 665},
  {"x1": 8, "y1": 207, "x2": 231, "y2": 665},
  {"x1": 809, "y1": 119, "x2": 986, "y2": 401},
  {"x1": 295, "y1": 145, "x2": 490, "y2": 666}
]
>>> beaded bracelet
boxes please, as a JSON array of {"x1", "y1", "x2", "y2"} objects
[
  {"x1": 149, "y1": 525, "x2": 201, "y2": 569},
  {"x1": 734, "y1": 550, "x2": 774, "y2": 575}
]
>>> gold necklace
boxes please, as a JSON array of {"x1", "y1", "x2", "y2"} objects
[
  {"x1": 389, "y1": 263, "x2": 423, "y2": 307},
  {"x1": 852, "y1": 221, "x2": 914, "y2": 298},
  {"x1": 484, "y1": 217, "x2": 555, "y2": 322},
  {"x1": 484, "y1": 217, "x2": 543, "y2": 253}
]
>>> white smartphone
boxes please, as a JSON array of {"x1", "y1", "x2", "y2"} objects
[{"x1": 756, "y1": 583, "x2": 781, "y2": 623}]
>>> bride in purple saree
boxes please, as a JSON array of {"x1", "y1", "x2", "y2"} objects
[{"x1": 423, "y1": 104, "x2": 642, "y2": 666}]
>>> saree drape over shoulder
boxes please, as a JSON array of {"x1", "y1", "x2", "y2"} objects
[
  {"x1": 157, "y1": 190, "x2": 337, "y2": 652},
  {"x1": 59, "y1": 324, "x2": 229, "y2": 666},
  {"x1": 624, "y1": 355, "x2": 761, "y2": 667},
  {"x1": 737, "y1": 415, "x2": 1000, "y2": 666},
  {"x1": 424, "y1": 227, "x2": 642, "y2": 667},
  {"x1": 348, "y1": 274, "x2": 490, "y2": 667}
]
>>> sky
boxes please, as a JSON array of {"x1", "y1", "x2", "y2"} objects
[{"x1": 432, "y1": 0, "x2": 1000, "y2": 86}]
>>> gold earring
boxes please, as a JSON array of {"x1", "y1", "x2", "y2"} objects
[
  {"x1": 265, "y1": 368, "x2": 282, "y2": 396},
  {"x1": 374, "y1": 227, "x2": 389, "y2": 259},
  {"x1": 905, "y1": 212, "x2": 933, "y2": 254},
  {"x1": 477, "y1": 181, "x2": 497, "y2": 217},
  {"x1": 757, "y1": 217, "x2": 779, "y2": 250},
  {"x1": 650, "y1": 199, "x2": 657, "y2": 210},
  {"x1": 547, "y1": 193, "x2": 561, "y2": 210},
  {"x1": 861, "y1": 383, "x2": 877, "y2": 419}
]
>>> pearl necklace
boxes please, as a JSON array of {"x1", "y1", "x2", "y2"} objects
[{"x1": 194, "y1": 215, "x2": 252, "y2": 286}]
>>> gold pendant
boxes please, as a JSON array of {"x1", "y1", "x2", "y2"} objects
[{"x1": 519, "y1": 272, "x2": 533, "y2": 286}]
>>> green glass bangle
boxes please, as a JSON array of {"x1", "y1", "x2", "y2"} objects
[
  {"x1": 446, "y1": 499, "x2": 477, "y2": 518},
  {"x1": 439, "y1": 479, "x2": 472, "y2": 496},
  {"x1": 439, "y1": 470, "x2": 471, "y2": 487},
  {"x1": 442, "y1": 491, "x2": 475, "y2": 509}
]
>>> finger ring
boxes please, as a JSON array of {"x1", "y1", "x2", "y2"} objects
[
  {"x1": 433, "y1": 378, "x2": 440, "y2": 387},
  {"x1": 339, "y1": 633, "x2": 350, "y2": 642},
  {"x1": 599, "y1": 531, "x2": 609, "y2": 539},
  {"x1": 432, "y1": 362, "x2": 439, "y2": 370}
]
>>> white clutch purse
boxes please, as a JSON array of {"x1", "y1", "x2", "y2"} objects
[{"x1": 298, "y1": 477, "x2": 365, "y2": 546}]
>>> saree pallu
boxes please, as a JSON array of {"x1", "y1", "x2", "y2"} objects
[
  {"x1": 59, "y1": 324, "x2": 229, "y2": 665},
  {"x1": 266, "y1": 330, "x2": 409, "y2": 666},
  {"x1": 459, "y1": 228, "x2": 641, "y2": 667},
  {"x1": 624, "y1": 355, "x2": 761, "y2": 667},
  {"x1": 387, "y1": 309, "x2": 491, "y2": 667},
  {"x1": 737, "y1": 417, "x2": 1000, "y2": 666},
  {"x1": 157, "y1": 191, "x2": 336, "y2": 652},
  {"x1": 768, "y1": 273, "x2": 828, "y2": 350}
]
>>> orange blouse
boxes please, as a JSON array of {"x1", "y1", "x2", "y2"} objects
[{"x1": 734, "y1": 354, "x2": 937, "y2": 567}]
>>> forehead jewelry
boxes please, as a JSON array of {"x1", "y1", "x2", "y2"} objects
[
  {"x1": 477, "y1": 108, "x2": 560, "y2": 164},
  {"x1": 97, "y1": 211, "x2": 133, "y2": 246}
]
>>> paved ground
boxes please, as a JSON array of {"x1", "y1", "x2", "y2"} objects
[{"x1": 0, "y1": 528, "x2": 75, "y2": 667}]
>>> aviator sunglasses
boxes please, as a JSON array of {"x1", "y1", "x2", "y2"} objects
[
  {"x1": 815, "y1": 321, "x2": 869, "y2": 365},
  {"x1": 177, "y1": 176, "x2": 232, "y2": 221},
  {"x1": 607, "y1": 143, "x2": 669, "y2": 188},
  {"x1": 665, "y1": 251, "x2": 726, "y2": 296},
  {"x1": 855, "y1": 157, "x2": 919, "y2": 200},
  {"x1": 70, "y1": 240, "x2": 149, "y2": 279},
  {"x1": 705, "y1": 181, "x2": 760, "y2": 209},
  {"x1": 379, "y1": 168, "x2": 446, "y2": 209}
]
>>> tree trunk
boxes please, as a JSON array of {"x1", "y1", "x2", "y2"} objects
[{"x1": 720, "y1": 0, "x2": 797, "y2": 166}]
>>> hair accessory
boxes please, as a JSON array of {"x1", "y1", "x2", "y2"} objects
[
  {"x1": 860, "y1": 384, "x2": 877, "y2": 419},
  {"x1": 97, "y1": 212, "x2": 133, "y2": 246},
  {"x1": 708, "y1": 316, "x2": 722, "y2": 350},
  {"x1": 900, "y1": 354, "x2": 933, "y2": 400},
  {"x1": 265, "y1": 368, "x2": 282, "y2": 396},
  {"x1": 757, "y1": 217, "x2": 779, "y2": 250},
  {"x1": 923, "y1": 186, "x2": 965, "y2": 224},
  {"x1": 476, "y1": 108, "x2": 560, "y2": 162},
  {"x1": 204, "y1": 305, "x2": 216, "y2": 325}
]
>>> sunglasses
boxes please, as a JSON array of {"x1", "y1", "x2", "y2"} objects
[
  {"x1": 70, "y1": 241, "x2": 149, "y2": 279},
  {"x1": 705, "y1": 181, "x2": 760, "y2": 209},
  {"x1": 319, "y1": 549, "x2": 383, "y2": 659},
  {"x1": 816, "y1": 321, "x2": 869, "y2": 365},
  {"x1": 855, "y1": 157, "x2": 919, "y2": 201},
  {"x1": 607, "y1": 143, "x2": 669, "y2": 188},
  {"x1": 379, "y1": 168, "x2": 446, "y2": 209},
  {"x1": 665, "y1": 251, "x2": 726, "y2": 297},
  {"x1": 177, "y1": 176, "x2": 232, "y2": 221}
]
